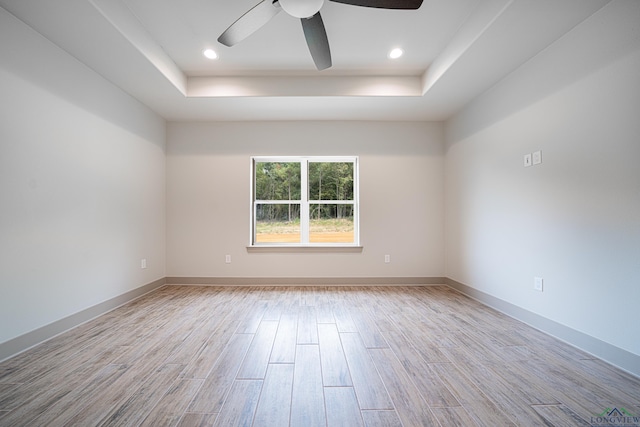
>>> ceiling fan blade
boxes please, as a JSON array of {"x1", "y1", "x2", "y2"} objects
[
  {"x1": 329, "y1": 0, "x2": 422, "y2": 9},
  {"x1": 301, "y1": 12, "x2": 332, "y2": 70},
  {"x1": 218, "y1": 0, "x2": 282, "y2": 47}
]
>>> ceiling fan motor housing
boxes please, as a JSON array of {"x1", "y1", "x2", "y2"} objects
[{"x1": 279, "y1": 0, "x2": 325, "y2": 18}]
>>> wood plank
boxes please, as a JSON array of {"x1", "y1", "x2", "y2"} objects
[
  {"x1": 365, "y1": 305, "x2": 399, "y2": 334},
  {"x1": 181, "y1": 320, "x2": 240, "y2": 379},
  {"x1": 262, "y1": 295, "x2": 283, "y2": 322},
  {"x1": 368, "y1": 348, "x2": 440, "y2": 426},
  {"x1": 394, "y1": 314, "x2": 455, "y2": 362},
  {"x1": 340, "y1": 333, "x2": 393, "y2": 410},
  {"x1": 188, "y1": 333, "x2": 253, "y2": 414},
  {"x1": 0, "y1": 349, "x2": 119, "y2": 426},
  {"x1": 237, "y1": 301, "x2": 267, "y2": 334},
  {"x1": 64, "y1": 358, "x2": 188, "y2": 426},
  {"x1": 163, "y1": 320, "x2": 221, "y2": 365},
  {"x1": 212, "y1": 380, "x2": 263, "y2": 427},
  {"x1": 297, "y1": 306, "x2": 319, "y2": 344},
  {"x1": 429, "y1": 362, "x2": 517, "y2": 427},
  {"x1": 139, "y1": 379, "x2": 203, "y2": 427},
  {"x1": 431, "y1": 407, "x2": 480, "y2": 427},
  {"x1": 539, "y1": 353, "x2": 640, "y2": 408},
  {"x1": 461, "y1": 355, "x2": 560, "y2": 407},
  {"x1": 438, "y1": 345, "x2": 558, "y2": 424},
  {"x1": 451, "y1": 328, "x2": 526, "y2": 365},
  {"x1": 361, "y1": 410, "x2": 403, "y2": 427},
  {"x1": 532, "y1": 404, "x2": 592, "y2": 426},
  {"x1": 253, "y1": 364, "x2": 294, "y2": 427},
  {"x1": 0, "y1": 320, "x2": 120, "y2": 385},
  {"x1": 350, "y1": 310, "x2": 389, "y2": 349},
  {"x1": 236, "y1": 321, "x2": 278, "y2": 379},
  {"x1": 110, "y1": 323, "x2": 187, "y2": 367},
  {"x1": 177, "y1": 413, "x2": 218, "y2": 427},
  {"x1": 325, "y1": 387, "x2": 364, "y2": 427},
  {"x1": 98, "y1": 363, "x2": 186, "y2": 427},
  {"x1": 517, "y1": 357, "x2": 640, "y2": 422},
  {"x1": 0, "y1": 384, "x2": 19, "y2": 410},
  {"x1": 61, "y1": 326, "x2": 204, "y2": 425},
  {"x1": 316, "y1": 304, "x2": 336, "y2": 323},
  {"x1": 0, "y1": 329, "x2": 116, "y2": 384},
  {"x1": 333, "y1": 305, "x2": 358, "y2": 333},
  {"x1": 291, "y1": 345, "x2": 326, "y2": 427},
  {"x1": 270, "y1": 311, "x2": 298, "y2": 364},
  {"x1": 316, "y1": 287, "x2": 336, "y2": 323},
  {"x1": 382, "y1": 330, "x2": 459, "y2": 408},
  {"x1": 29, "y1": 363, "x2": 131, "y2": 426},
  {"x1": 575, "y1": 358, "x2": 640, "y2": 401},
  {"x1": 299, "y1": 286, "x2": 316, "y2": 306},
  {"x1": 318, "y1": 323, "x2": 352, "y2": 387}
]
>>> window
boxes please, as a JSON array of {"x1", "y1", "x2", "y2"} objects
[{"x1": 251, "y1": 156, "x2": 359, "y2": 246}]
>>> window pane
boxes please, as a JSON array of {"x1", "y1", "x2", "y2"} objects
[
  {"x1": 255, "y1": 203, "x2": 300, "y2": 243},
  {"x1": 309, "y1": 204, "x2": 354, "y2": 243},
  {"x1": 255, "y1": 162, "x2": 301, "y2": 201},
  {"x1": 308, "y1": 162, "x2": 353, "y2": 201}
]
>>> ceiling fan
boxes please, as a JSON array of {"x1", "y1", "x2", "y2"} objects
[{"x1": 217, "y1": 0, "x2": 424, "y2": 70}]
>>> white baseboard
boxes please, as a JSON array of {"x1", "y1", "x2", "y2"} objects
[{"x1": 165, "y1": 276, "x2": 446, "y2": 286}]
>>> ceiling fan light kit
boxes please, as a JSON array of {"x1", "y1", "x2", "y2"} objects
[
  {"x1": 280, "y1": 0, "x2": 325, "y2": 18},
  {"x1": 217, "y1": 0, "x2": 423, "y2": 70}
]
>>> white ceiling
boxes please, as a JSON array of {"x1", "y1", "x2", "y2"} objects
[{"x1": 0, "y1": 0, "x2": 611, "y2": 121}]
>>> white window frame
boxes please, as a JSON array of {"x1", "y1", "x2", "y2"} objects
[{"x1": 250, "y1": 156, "x2": 360, "y2": 247}]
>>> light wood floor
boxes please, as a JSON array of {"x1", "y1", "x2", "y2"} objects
[{"x1": 1, "y1": 285, "x2": 638, "y2": 427}]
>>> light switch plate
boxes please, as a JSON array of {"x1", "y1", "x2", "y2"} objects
[
  {"x1": 524, "y1": 153, "x2": 532, "y2": 167},
  {"x1": 534, "y1": 277, "x2": 543, "y2": 292}
]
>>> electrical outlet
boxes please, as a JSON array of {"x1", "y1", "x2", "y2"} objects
[
  {"x1": 524, "y1": 153, "x2": 532, "y2": 167},
  {"x1": 225, "y1": 254, "x2": 231, "y2": 264},
  {"x1": 534, "y1": 277, "x2": 543, "y2": 292},
  {"x1": 384, "y1": 254, "x2": 391, "y2": 264},
  {"x1": 141, "y1": 259, "x2": 147, "y2": 269},
  {"x1": 533, "y1": 150, "x2": 542, "y2": 165}
]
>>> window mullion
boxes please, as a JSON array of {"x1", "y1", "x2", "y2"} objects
[{"x1": 300, "y1": 160, "x2": 309, "y2": 244}]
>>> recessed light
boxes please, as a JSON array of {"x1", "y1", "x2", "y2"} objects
[
  {"x1": 389, "y1": 48, "x2": 403, "y2": 59},
  {"x1": 203, "y1": 48, "x2": 218, "y2": 60}
]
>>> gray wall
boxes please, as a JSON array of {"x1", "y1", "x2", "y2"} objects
[
  {"x1": 444, "y1": 1, "x2": 640, "y2": 357},
  {"x1": 0, "y1": 8, "x2": 166, "y2": 344},
  {"x1": 166, "y1": 121, "x2": 445, "y2": 280}
]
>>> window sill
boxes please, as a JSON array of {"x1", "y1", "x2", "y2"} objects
[{"x1": 246, "y1": 245, "x2": 363, "y2": 253}]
